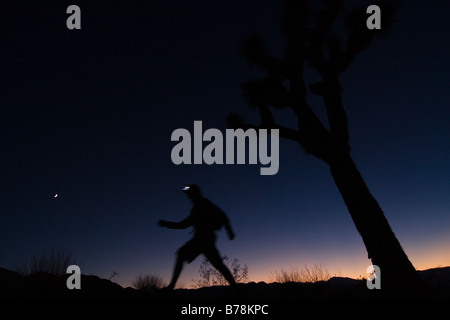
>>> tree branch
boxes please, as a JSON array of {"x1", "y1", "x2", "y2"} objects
[
  {"x1": 226, "y1": 110, "x2": 299, "y2": 142},
  {"x1": 321, "y1": 77, "x2": 350, "y2": 149}
]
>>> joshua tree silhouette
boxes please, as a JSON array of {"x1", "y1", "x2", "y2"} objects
[{"x1": 228, "y1": 0, "x2": 418, "y2": 289}]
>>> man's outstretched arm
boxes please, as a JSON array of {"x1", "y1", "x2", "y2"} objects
[{"x1": 158, "y1": 216, "x2": 192, "y2": 229}]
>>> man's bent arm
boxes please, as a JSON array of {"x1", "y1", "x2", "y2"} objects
[{"x1": 225, "y1": 223, "x2": 235, "y2": 240}]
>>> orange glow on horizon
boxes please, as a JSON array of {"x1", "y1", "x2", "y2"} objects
[{"x1": 115, "y1": 234, "x2": 450, "y2": 288}]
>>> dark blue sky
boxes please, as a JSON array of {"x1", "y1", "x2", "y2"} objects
[{"x1": 1, "y1": 1, "x2": 450, "y2": 287}]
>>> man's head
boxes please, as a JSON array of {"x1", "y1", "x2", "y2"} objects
[{"x1": 182, "y1": 184, "x2": 202, "y2": 201}]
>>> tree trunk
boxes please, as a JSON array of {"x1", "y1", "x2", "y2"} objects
[{"x1": 329, "y1": 152, "x2": 419, "y2": 289}]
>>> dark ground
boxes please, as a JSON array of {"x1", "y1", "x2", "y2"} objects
[{"x1": 1, "y1": 266, "x2": 449, "y2": 301}]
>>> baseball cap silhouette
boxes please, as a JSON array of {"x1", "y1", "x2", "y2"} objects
[{"x1": 182, "y1": 184, "x2": 201, "y2": 196}]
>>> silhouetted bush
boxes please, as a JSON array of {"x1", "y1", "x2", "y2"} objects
[
  {"x1": 132, "y1": 273, "x2": 166, "y2": 293},
  {"x1": 15, "y1": 248, "x2": 77, "y2": 276},
  {"x1": 192, "y1": 255, "x2": 248, "y2": 288},
  {"x1": 269, "y1": 264, "x2": 332, "y2": 283}
]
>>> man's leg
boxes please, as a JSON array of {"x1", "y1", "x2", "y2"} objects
[
  {"x1": 167, "y1": 254, "x2": 184, "y2": 290},
  {"x1": 205, "y1": 248, "x2": 237, "y2": 286},
  {"x1": 167, "y1": 240, "x2": 199, "y2": 290}
]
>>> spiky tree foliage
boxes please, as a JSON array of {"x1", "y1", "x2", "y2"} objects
[{"x1": 228, "y1": 0, "x2": 418, "y2": 289}]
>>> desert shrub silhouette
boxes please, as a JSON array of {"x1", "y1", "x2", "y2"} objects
[
  {"x1": 132, "y1": 273, "x2": 166, "y2": 294},
  {"x1": 270, "y1": 264, "x2": 332, "y2": 283},
  {"x1": 192, "y1": 255, "x2": 248, "y2": 288},
  {"x1": 15, "y1": 248, "x2": 77, "y2": 276}
]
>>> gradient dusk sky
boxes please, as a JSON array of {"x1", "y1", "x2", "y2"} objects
[{"x1": 2, "y1": 0, "x2": 450, "y2": 288}]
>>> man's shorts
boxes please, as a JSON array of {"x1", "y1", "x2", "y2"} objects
[{"x1": 177, "y1": 237, "x2": 220, "y2": 263}]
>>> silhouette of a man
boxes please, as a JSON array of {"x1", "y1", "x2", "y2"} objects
[{"x1": 159, "y1": 184, "x2": 237, "y2": 290}]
